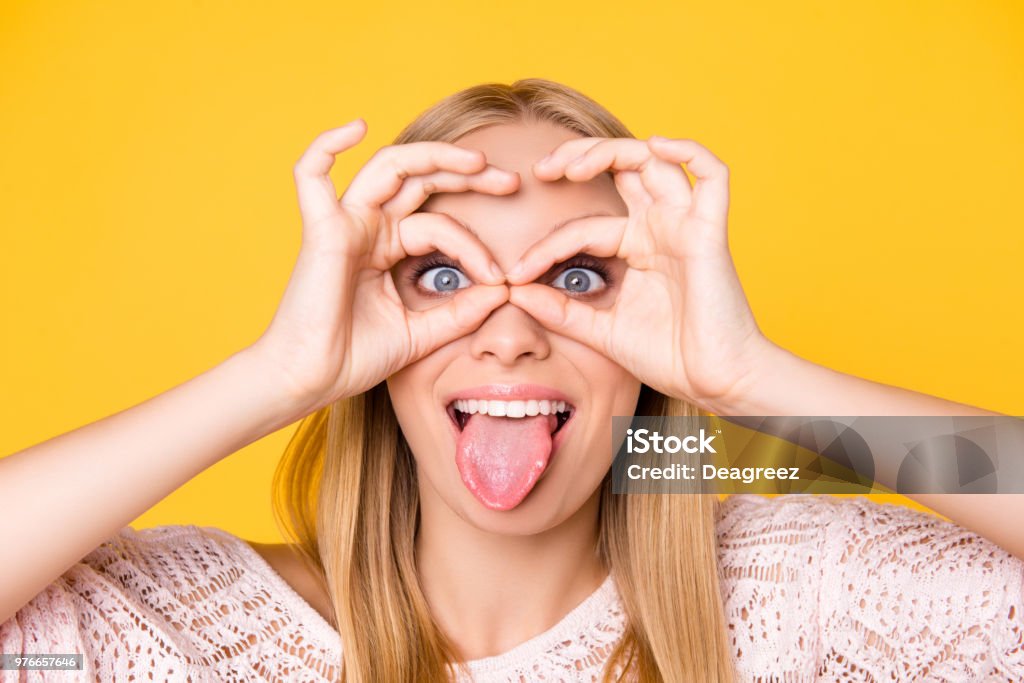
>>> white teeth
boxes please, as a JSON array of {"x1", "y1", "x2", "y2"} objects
[{"x1": 452, "y1": 398, "x2": 572, "y2": 419}]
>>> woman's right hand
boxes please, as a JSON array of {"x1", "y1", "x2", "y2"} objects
[
  {"x1": 250, "y1": 119, "x2": 518, "y2": 414},
  {"x1": 1, "y1": 118, "x2": 522, "y2": 623}
]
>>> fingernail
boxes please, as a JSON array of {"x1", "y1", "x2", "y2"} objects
[
  {"x1": 507, "y1": 262, "x2": 524, "y2": 281},
  {"x1": 489, "y1": 262, "x2": 505, "y2": 282}
]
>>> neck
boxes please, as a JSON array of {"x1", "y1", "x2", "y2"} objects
[{"x1": 414, "y1": 486, "x2": 608, "y2": 663}]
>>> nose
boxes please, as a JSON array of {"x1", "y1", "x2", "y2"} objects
[{"x1": 469, "y1": 302, "x2": 551, "y2": 365}]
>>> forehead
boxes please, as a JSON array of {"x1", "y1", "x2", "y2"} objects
[{"x1": 419, "y1": 121, "x2": 626, "y2": 261}]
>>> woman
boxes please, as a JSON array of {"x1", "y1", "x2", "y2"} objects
[{"x1": 1, "y1": 78, "x2": 1022, "y2": 681}]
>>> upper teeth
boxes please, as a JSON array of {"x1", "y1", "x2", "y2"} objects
[{"x1": 452, "y1": 399, "x2": 569, "y2": 418}]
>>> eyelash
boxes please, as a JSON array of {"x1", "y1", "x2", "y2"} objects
[
  {"x1": 408, "y1": 254, "x2": 463, "y2": 295},
  {"x1": 557, "y1": 254, "x2": 613, "y2": 290},
  {"x1": 407, "y1": 253, "x2": 614, "y2": 293}
]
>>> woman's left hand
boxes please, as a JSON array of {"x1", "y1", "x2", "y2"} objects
[{"x1": 505, "y1": 136, "x2": 774, "y2": 412}]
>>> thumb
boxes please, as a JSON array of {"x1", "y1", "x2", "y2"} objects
[
  {"x1": 404, "y1": 285, "x2": 509, "y2": 361},
  {"x1": 508, "y1": 284, "x2": 613, "y2": 355}
]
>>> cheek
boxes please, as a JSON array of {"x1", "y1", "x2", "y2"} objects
[
  {"x1": 560, "y1": 343, "x2": 642, "y2": 413},
  {"x1": 385, "y1": 359, "x2": 438, "y2": 434},
  {"x1": 385, "y1": 345, "x2": 462, "y2": 452}
]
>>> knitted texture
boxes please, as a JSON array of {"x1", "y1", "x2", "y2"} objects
[{"x1": 2, "y1": 495, "x2": 1022, "y2": 681}]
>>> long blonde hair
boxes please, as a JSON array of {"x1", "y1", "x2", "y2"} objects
[{"x1": 273, "y1": 78, "x2": 735, "y2": 682}]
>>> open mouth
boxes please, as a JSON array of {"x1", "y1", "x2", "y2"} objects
[
  {"x1": 443, "y1": 389, "x2": 578, "y2": 511},
  {"x1": 446, "y1": 399, "x2": 575, "y2": 435}
]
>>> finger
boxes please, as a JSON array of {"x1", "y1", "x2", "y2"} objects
[
  {"x1": 340, "y1": 141, "x2": 488, "y2": 210},
  {"x1": 647, "y1": 137, "x2": 730, "y2": 222},
  {"x1": 392, "y1": 212, "x2": 505, "y2": 285},
  {"x1": 405, "y1": 285, "x2": 510, "y2": 360},
  {"x1": 613, "y1": 170, "x2": 653, "y2": 215},
  {"x1": 380, "y1": 165, "x2": 520, "y2": 220},
  {"x1": 292, "y1": 118, "x2": 368, "y2": 227},
  {"x1": 507, "y1": 284, "x2": 614, "y2": 354},
  {"x1": 505, "y1": 216, "x2": 626, "y2": 284},
  {"x1": 531, "y1": 137, "x2": 607, "y2": 180},
  {"x1": 556, "y1": 138, "x2": 694, "y2": 206}
]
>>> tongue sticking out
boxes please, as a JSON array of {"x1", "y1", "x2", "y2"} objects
[{"x1": 456, "y1": 412, "x2": 559, "y2": 511}]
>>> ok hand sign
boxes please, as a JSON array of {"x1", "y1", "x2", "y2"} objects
[{"x1": 505, "y1": 136, "x2": 771, "y2": 411}]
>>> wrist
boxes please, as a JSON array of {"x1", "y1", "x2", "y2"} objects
[
  {"x1": 702, "y1": 340, "x2": 806, "y2": 416},
  {"x1": 228, "y1": 345, "x2": 324, "y2": 430}
]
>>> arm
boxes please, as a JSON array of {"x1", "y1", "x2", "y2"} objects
[
  {"x1": 0, "y1": 121, "x2": 512, "y2": 625},
  {"x1": 706, "y1": 340, "x2": 1024, "y2": 562},
  {"x1": 0, "y1": 347, "x2": 307, "y2": 624},
  {"x1": 503, "y1": 134, "x2": 1022, "y2": 560}
]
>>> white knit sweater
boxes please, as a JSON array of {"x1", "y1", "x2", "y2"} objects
[{"x1": 2, "y1": 495, "x2": 1023, "y2": 681}]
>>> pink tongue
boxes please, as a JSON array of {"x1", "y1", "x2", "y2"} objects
[{"x1": 456, "y1": 413, "x2": 558, "y2": 510}]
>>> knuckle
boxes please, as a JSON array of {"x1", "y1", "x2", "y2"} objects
[
  {"x1": 307, "y1": 131, "x2": 329, "y2": 148},
  {"x1": 391, "y1": 160, "x2": 411, "y2": 180},
  {"x1": 370, "y1": 144, "x2": 397, "y2": 164}
]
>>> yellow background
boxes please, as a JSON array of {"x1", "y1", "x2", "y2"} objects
[{"x1": 1, "y1": 2, "x2": 1021, "y2": 543}]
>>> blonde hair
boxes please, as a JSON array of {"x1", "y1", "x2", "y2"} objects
[{"x1": 273, "y1": 78, "x2": 735, "y2": 682}]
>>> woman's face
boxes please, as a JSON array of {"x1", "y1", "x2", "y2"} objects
[{"x1": 386, "y1": 120, "x2": 642, "y2": 535}]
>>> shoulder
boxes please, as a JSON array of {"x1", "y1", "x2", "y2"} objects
[
  {"x1": 821, "y1": 498, "x2": 1024, "y2": 675},
  {"x1": 716, "y1": 493, "x2": 1024, "y2": 581},
  {"x1": 4, "y1": 524, "x2": 344, "y2": 679},
  {"x1": 245, "y1": 540, "x2": 334, "y2": 626},
  {"x1": 79, "y1": 525, "x2": 335, "y2": 629},
  {"x1": 717, "y1": 495, "x2": 1024, "y2": 677},
  {"x1": 716, "y1": 491, "x2": 993, "y2": 546},
  {"x1": 88, "y1": 526, "x2": 342, "y2": 654},
  {"x1": 79, "y1": 524, "x2": 260, "y2": 586},
  {"x1": 715, "y1": 494, "x2": 841, "y2": 604},
  {"x1": 715, "y1": 494, "x2": 843, "y2": 567}
]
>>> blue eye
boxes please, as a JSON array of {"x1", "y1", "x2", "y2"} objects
[
  {"x1": 552, "y1": 267, "x2": 606, "y2": 294},
  {"x1": 418, "y1": 266, "x2": 471, "y2": 293}
]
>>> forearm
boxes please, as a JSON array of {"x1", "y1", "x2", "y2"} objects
[
  {"x1": 0, "y1": 346, "x2": 308, "y2": 623},
  {"x1": 708, "y1": 341, "x2": 1024, "y2": 561},
  {"x1": 709, "y1": 341, "x2": 997, "y2": 418}
]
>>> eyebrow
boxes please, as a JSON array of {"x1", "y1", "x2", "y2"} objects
[{"x1": 438, "y1": 211, "x2": 614, "y2": 238}]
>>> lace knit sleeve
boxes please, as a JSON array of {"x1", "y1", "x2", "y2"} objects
[
  {"x1": 0, "y1": 525, "x2": 342, "y2": 682},
  {"x1": 817, "y1": 496, "x2": 1024, "y2": 679},
  {"x1": 0, "y1": 566, "x2": 89, "y2": 682}
]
